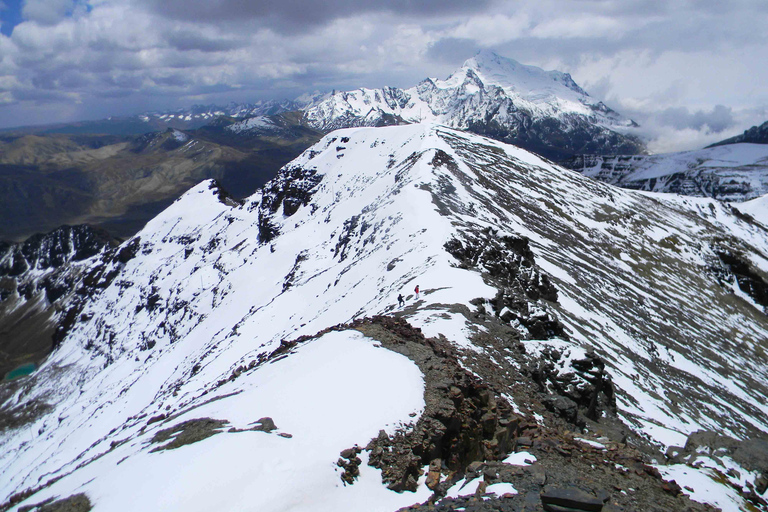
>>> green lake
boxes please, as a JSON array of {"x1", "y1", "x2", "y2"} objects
[{"x1": 4, "y1": 363, "x2": 37, "y2": 381}]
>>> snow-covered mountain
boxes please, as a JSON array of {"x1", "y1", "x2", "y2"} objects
[
  {"x1": 2, "y1": 124, "x2": 767, "y2": 512},
  {"x1": 568, "y1": 142, "x2": 768, "y2": 202},
  {"x1": 136, "y1": 100, "x2": 307, "y2": 129},
  {"x1": 301, "y1": 51, "x2": 645, "y2": 160}
]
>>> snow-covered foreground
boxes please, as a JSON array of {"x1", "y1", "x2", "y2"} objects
[
  {"x1": 1, "y1": 123, "x2": 767, "y2": 511},
  {"x1": 8, "y1": 331, "x2": 428, "y2": 511}
]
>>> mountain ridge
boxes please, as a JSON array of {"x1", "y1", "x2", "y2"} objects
[{"x1": 710, "y1": 119, "x2": 768, "y2": 147}]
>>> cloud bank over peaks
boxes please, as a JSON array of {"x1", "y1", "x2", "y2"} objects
[{"x1": 0, "y1": 0, "x2": 765, "y2": 154}]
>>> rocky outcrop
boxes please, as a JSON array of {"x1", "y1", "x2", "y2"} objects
[
  {"x1": 257, "y1": 164, "x2": 323, "y2": 243},
  {"x1": 0, "y1": 225, "x2": 116, "y2": 279},
  {"x1": 352, "y1": 316, "x2": 522, "y2": 493},
  {"x1": 709, "y1": 246, "x2": 768, "y2": 308},
  {"x1": 149, "y1": 418, "x2": 229, "y2": 452},
  {"x1": 16, "y1": 492, "x2": 91, "y2": 512},
  {"x1": 530, "y1": 351, "x2": 616, "y2": 426},
  {"x1": 445, "y1": 229, "x2": 564, "y2": 339}
]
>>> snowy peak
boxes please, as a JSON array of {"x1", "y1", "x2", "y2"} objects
[
  {"x1": 459, "y1": 50, "x2": 588, "y2": 99},
  {"x1": 301, "y1": 53, "x2": 644, "y2": 160}
]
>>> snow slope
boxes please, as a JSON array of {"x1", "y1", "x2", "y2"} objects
[
  {"x1": 2, "y1": 124, "x2": 767, "y2": 511},
  {"x1": 738, "y1": 193, "x2": 768, "y2": 226},
  {"x1": 572, "y1": 142, "x2": 768, "y2": 201}
]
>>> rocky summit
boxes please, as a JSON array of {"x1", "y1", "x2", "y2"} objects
[{"x1": 0, "y1": 124, "x2": 767, "y2": 512}]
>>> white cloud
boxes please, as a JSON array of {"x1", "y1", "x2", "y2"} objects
[
  {"x1": 530, "y1": 15, "x2": 625, "y2": 39},
  {"x1": 448, "y1": 14, "x2": 530, "y2": 46},
  {"x1": 0, "y1": 0, "x2": 765, "y2": 150},
  {"x1": 22, "y1": 0, "x2": 77, "y2": 25}
]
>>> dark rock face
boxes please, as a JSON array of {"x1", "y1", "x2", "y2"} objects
[
  {"x1": 258, "y1": 164, "x2": 323, "y2": 242},
  {"x1": 532, "y1": 351, "x2": 616, "y2": 426},
  {"x1": 208, "y1": 179, "x2": 243, "y2": 207},
  {"x1": 445, "y1": 229, "x2": 563, "y2": 339},
  {"x1": 467, "y1": 113, "x2": 646, "y2": 163},
  {"x1": 709, "y1": 119, "x2": 768, "y2": 147},
  {"x1": 0, "y1": 226, "x2": 121, "y2": 377},
  {"x1": 0, "y1": 225, "x2": 116, "y2": 278},
  {"x1": 709, "y1": 247, "x2": 768, "y2": 307}
]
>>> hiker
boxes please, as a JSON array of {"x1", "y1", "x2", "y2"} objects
[
  {"x1": 414, "y1": 285, "x2": 420, "y2": 299},
  {"x1": 398, "y1": 293, "x2": 404, "y2": 306}
]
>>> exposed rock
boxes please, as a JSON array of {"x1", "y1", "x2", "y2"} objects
[
  {"x1": 149, "y1": 418, "x2": 228, "y2": 452},
  {"x1": 528, "y1": 350, "x2": 616, "y2": 428},
  {"x1": 0, "y1": 225, "x2": 120, "y2": 377},
  {"x1": 18, "y1": 493, "x2": 91, "y2": 512},
  {"x1": 540, "y1": 486, "x2": 604, "y2": 511},
  {"x1": 258, "y1": 164, "x2": 324, "y2": 242},
  {"x1": 445, "y1": 228, "x2": 564, "y2": 340},
  {"x1": 252, "y1": 417, "x2": 277, "y2": 432},
  {"x1": 337, "y1": 446, "x2": 363, "y2": 485},
  {"x1": 710, "y1": 246, "x2": 768, "y2": 307}
]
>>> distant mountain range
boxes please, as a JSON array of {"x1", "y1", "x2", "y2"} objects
[
  {"x1": 567, "y1": 143, "x2": 768, "y2": 202},
  {"x1": 565, "y1": 119, "x2": 768, "y2": 202},
  {"x1": 3, "y1": 51, "x2": 768, "y2": 244},
  {"x1": 0, "y1": 100, "x2": 315, "y2": 136}
]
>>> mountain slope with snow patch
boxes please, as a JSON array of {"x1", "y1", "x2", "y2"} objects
[{"x1": 569, "y1": 142, "x2": 768, "y2": 202}]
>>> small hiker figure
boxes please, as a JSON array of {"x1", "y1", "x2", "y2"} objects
[
  {"x1": 414, "y1": 285, "x2": 420, "y2": 299},
  {"x1": 398, "y1": 293, "x2": 404, "y2": 307}
]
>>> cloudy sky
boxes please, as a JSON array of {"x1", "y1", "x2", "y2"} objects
[{"x1": 0, "y1": 0, "x2": 766, "y2": 152}]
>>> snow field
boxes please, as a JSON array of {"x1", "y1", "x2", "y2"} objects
[{"x1": 9, "y1": 331, "x2": 430, "y2": 512}]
